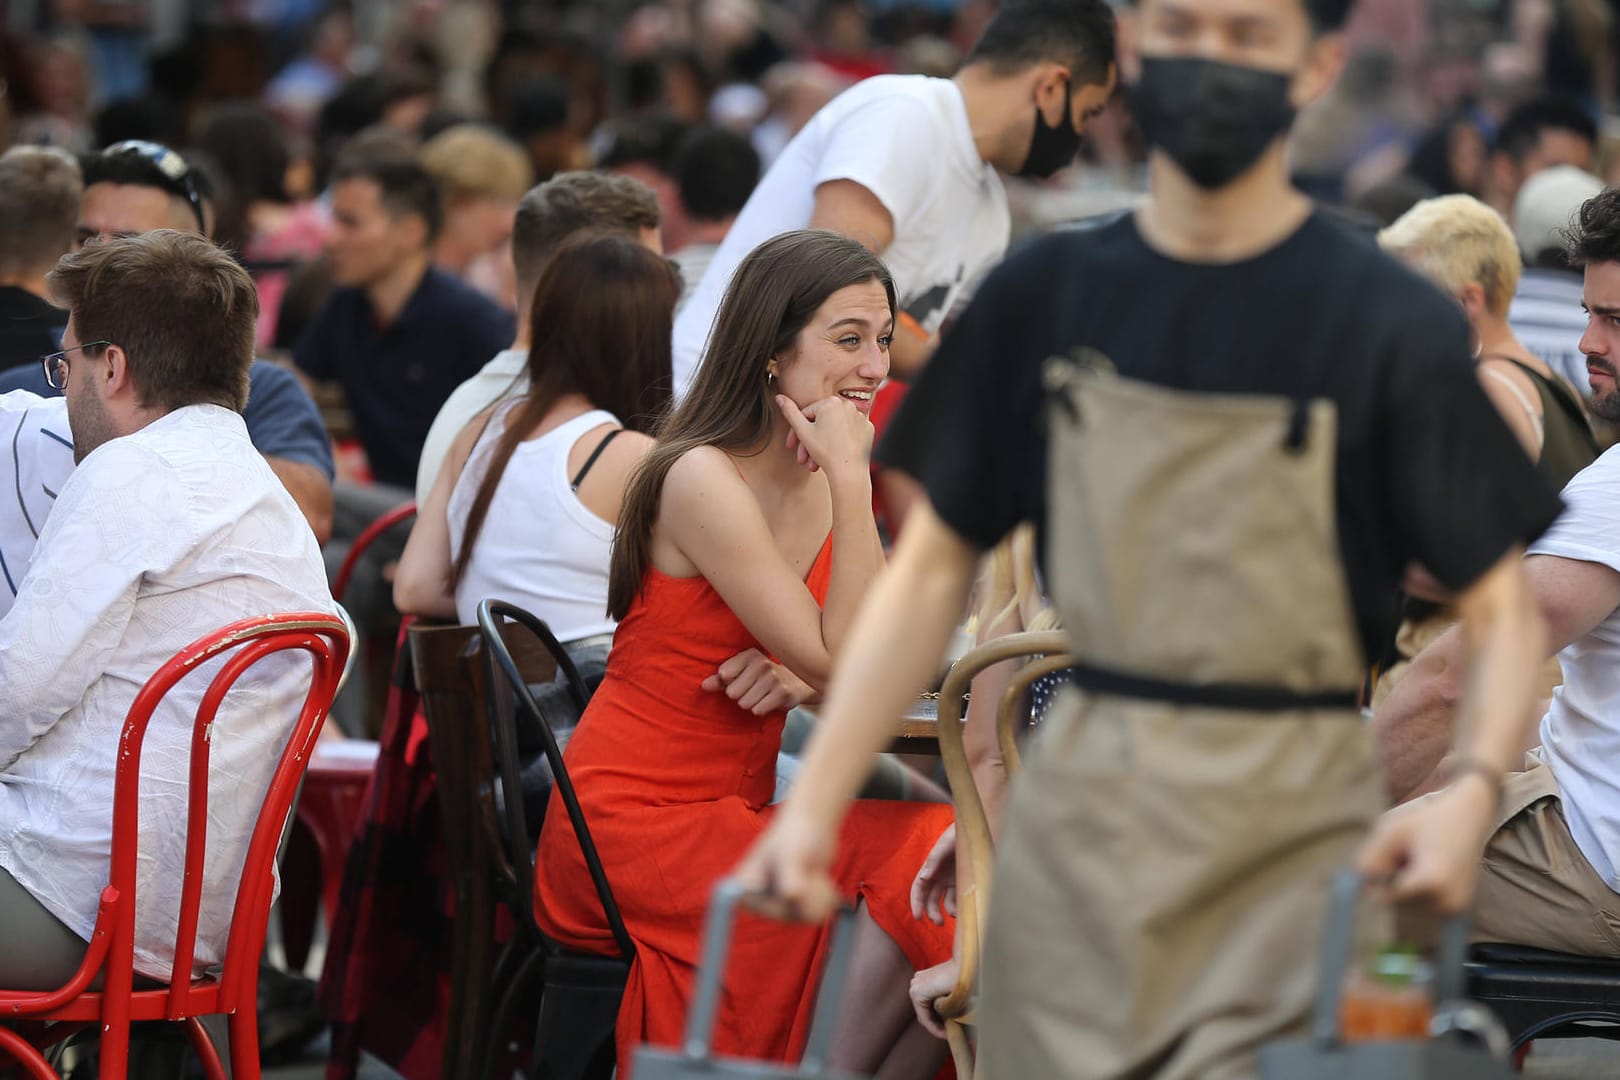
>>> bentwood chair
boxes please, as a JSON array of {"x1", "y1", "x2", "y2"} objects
[
  {"x1": 477, "y1": 599, "x2": 633, "y2": 1080},
  {"x1": 932, "y1": 630, "x2": 1073, "y2": 1080},
  {"x1": 409, "y1": 616, "x2": 566, "y2": 1079},
  {"x1": 0, "y1": 612, "x2": 349, "y2": 1080}
]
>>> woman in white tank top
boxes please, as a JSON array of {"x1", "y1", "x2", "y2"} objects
[{"x1": 394, "y1": 233, "x2": 681, "y2": 642}]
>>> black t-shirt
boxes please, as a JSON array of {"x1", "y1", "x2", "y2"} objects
[
  {"x1": 878, "y1": 210, "x2": 1563, "y2": 660},
  {"x1": 0, "y1": 286, "x2": 67, "y2": 376}
]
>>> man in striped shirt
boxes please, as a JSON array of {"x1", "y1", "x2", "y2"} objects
[
  {"x1": 0, "y1": 391, "x2": 74, "y2": 617},
  {"x1": 1509, "y1": 165, "x2": 1605, "y2": 396}
]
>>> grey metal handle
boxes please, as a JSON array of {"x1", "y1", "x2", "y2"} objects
[
  {"x1": 682, "y1": 878, "x2": 858, "y2": 1071},
  {"x1": 1311, "y1": 870, "x2": 1473, "y2": 1048}
]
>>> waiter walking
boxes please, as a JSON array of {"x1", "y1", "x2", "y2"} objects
[{"x1": 737, "y1": 0, "x2": 1561, "y2": 1077}]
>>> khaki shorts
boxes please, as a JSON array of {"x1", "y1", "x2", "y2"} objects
[{"x1": 1468, "y1": 755, "x2": 1620, "y2": 957}]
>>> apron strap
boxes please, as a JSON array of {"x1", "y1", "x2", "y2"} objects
[{"x1": 1066, "y1": 660, "x2": 1360, "y2": 712}]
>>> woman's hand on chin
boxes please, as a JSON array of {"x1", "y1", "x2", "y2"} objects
[
  {"x1": 702, "y1": 647, "x2": 814, "y2": 715},
  {"x1": 778, "y1": 394, "x2": 874, "y2": 486}
]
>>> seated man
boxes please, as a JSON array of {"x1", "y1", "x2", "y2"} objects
[
  {"x1": 0, "y1": 140, "x2": 336, "y2": 544},
  {"x1": 413, "y1": 169, "x2": 662, "y2": 502},
  {"x1": 0, "y1": 231, "x2": 334, "y2": 988},
  {"x1": 1375, "y1": 186, "x2": 1620, "y2": 955}
]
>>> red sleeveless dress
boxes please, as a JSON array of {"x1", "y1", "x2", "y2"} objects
[{"x1": 534, "y1": 535, "x2": 954, "y2": 1072}]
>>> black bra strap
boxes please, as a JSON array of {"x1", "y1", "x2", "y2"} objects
[{"x1": 571, "y1": 428, "x2": 624, "y2": 492}]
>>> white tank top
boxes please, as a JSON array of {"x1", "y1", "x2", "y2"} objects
[{"x1": 447, "y1": 403, "x2": 621, "y2": 640}]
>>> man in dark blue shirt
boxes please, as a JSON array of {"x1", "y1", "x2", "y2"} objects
[{"x1": 293, "y1": 147, "x2": 514, "y2": 490}]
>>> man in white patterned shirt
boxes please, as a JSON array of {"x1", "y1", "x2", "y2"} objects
[{"x1": 0, "y1": 231, "x2": 333, "y2": 988}]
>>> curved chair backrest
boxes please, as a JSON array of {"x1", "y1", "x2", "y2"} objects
[
  {"x1": 331, "y1": 501, "x2": 416, "y2": 601},
  {"x1": 475, "y1": 598, "x2": 634, "y2": 962},
  {"x1": 4, "y1": 614, "x2": 350, "y2": 1035},
  {"x1": 144, "y1": 614, "x2": 349, "y2": 1017},
  {"x1": 932, "y1": 630, "x2": 1072, "y2": 1075}
]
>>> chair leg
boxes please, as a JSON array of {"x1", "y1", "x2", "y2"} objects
[
  {"x1": 477, "y1": 946, "x2": 547, "y2": 1079},
  {"x1": 98, "y1": 1019, "x2": 131, "y2": 1080},
  {"x1": 945, "y1": 1021, "x2": 974, "y2": 1080},
  {"x1": 229, "y1": 1008, "x2": 263, "y2": 1080},
  {"x1": 0, "y1": 1026, "x2": 59, "y2": 1080},
  {"x1": 184, "y1": 1017, "x2": 229, "y2": 1080}
]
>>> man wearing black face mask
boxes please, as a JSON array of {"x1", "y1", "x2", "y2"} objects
[
  {"x1": 739, "y1": 0, "x2": 1561, "y2": 1077},
  {"x1": 670, "y1": 0, "x2": 1117, "y2": 397}
]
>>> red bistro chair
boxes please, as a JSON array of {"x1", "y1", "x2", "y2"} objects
[
  {"x1": 330, "y1": 501, "x2": 417, "y2": 602},
  {"x1": 0, "y1": 612, "x2": 350, "y2": 1079},
  {"x1": 278, "y1": 501, "x2": 413, "y2": 962}
]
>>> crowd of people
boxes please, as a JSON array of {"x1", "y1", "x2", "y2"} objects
[{"x1": 9, "y1": 0, "x2": 1620, "y2": 1077}]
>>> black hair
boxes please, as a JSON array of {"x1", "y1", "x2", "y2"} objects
[
  {"x1": 80, "y1": 143, "x2": 214, "y2": 206},
  {"x1": 1302, "y1": 0, "x2": 1356, "y2": 31},
  {"x1": 674, "y1": 126, "x2": 761, "y2": 223},
  {"x1": 330, "y1": 147, "x2": 444, "y2": 243},
  {"x1": 506, "y1": 75, "x2": 572, "y2": 138},
  {"x1": 1494, "y1": 95, "x2": 1598, "y2": 162},
  {"x1": 965, "y1": 0, "x2": 1117, "y2": 86},
  {"x1": 94, "y1": 95, "x2": 178, "y2": 149},
  {"x1": 1129, "y1": 0, "x2": 1355, "y2": 33},
  {"x1": 597, "y1": 111, "x2": 692, "y2": 176},
  {"x1": 1563, "y1": 187, "x2": 1620, "y2": 268},
  {"x1": 196, "y1": 101, "x2": 291, "y2": 208}
]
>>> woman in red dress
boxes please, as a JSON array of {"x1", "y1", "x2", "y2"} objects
[{"x1": 535, "y1": 229, "x2": 953, "y2": 1077}]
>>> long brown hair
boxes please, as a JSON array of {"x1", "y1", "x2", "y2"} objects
[
  {"x1": 607, "y1": 229, "x2": 896, "y2": 618},
  {"x1": 453, "y1": 230, "x2": 680, "y2": 584}
]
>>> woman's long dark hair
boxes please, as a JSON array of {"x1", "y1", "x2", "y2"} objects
[
  {"x1": 607, "y1": 229, "x2": 895, "y2": 618},
  {"x1": 453, "y1": 230, "x2": 680, "y2": 584}
]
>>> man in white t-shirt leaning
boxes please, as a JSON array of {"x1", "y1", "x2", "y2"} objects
[
  {"x1": 671, "y1": 0, "x2": 1118, "y2": 398},
  {"x1": 0, "y1": 231, "x2": 333, "y2": 988},
  {"x1": 1376, "y1": 186, "x2": 1620, "y2": 954},
  {"x1": 414, "y1": 171, "x2": 664, "y2": 504}
]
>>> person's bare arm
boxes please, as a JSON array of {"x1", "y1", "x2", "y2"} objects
[
  {"x1": 393, "y1": 414, "x2": 486, "y2": 620},
  {"x1": 733, "y1": 500, "x2": 981, "y2": 918},
  {"x1": 807, "y1": 180, "x2": 935, "y2": 380},
  {"x1": 1360, "y1": 548, "x2": 1546, "y2": 912},
  {"x1": 266, "y1": 455, "x2": 335, "y2": 546},
  {"x1": 1375, "y1": 550, "x2": 1620, "y2": 800}
]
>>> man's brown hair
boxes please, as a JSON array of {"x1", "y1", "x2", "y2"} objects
[
  {"x1": 511, "y1": 170, "x2": 661, "y2": 296},
  {"x1": 48, "y1": 230, "x2": 257, "y2": 412},
  {"x1": 0, "y1": 146, "x2": 83, "y2": 278}
]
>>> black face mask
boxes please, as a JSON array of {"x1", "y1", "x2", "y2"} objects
[
  {"x1": 1127, "y1": 57, "x2": 1296, "y2": 190},
  {"x1": 1018, "y1": 80, "x2": 1082, "y2": 180}
]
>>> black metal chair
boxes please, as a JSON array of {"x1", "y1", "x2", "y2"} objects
[
  {"x1": 477, "y1": 599, "x2": 635, "y2": 1080},
  {"x1": 1466, "y1": 943, "x2": 1620, "y2": 1054}
]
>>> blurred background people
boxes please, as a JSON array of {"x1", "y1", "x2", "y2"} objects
[{"x1": 0, "y1": 145, "x2": 80, "y2": 373}]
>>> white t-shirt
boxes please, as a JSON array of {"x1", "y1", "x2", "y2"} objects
[
  {"x1": 1531, "y1": 444, "x2": 1620, "y2": 890},
  {"x1": 671, "y1": 75, "x2": 1010, "y2": 399},
  {"x1": 0, "y1": 391, "x2": 75, "y2": 618},
  {"x1": 415, "y1": 348, "x2": 528, "y2": 505}
]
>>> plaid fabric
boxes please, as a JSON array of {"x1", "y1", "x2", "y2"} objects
[{"x1": 318, "y1": 619, "x2": 454, "y2": 1080}]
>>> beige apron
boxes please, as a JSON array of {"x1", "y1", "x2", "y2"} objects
[{"x1": 976, "y1": 355, "x2": 1384, "y2": 1080}]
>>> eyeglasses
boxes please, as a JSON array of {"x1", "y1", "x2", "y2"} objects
[
  {"x1": 103, "y1": 140, "x2": 207, "y2": 235},
  {"x1": 40, "y1": 341, "x2": 111, "y2": 391}
]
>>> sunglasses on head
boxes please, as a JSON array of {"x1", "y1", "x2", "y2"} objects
[{"x1": 103, "y1": 140, "x2": 207, "y2": 235}]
